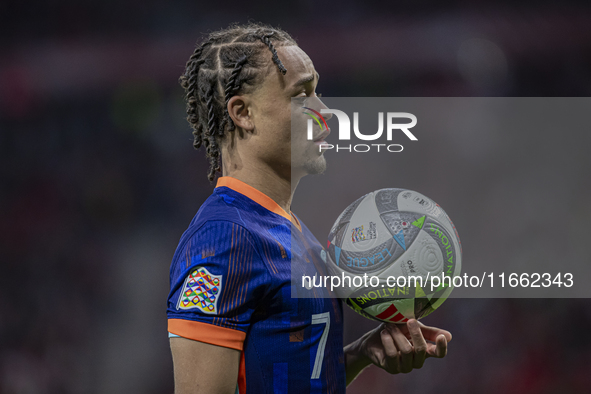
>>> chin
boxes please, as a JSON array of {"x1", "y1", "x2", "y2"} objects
[{"x1": 302, "y1": 156, "x2": 327, "y2": 176}]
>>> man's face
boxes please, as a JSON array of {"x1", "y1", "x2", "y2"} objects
[{"x1": 248, "y1": 45, "x2": 330, "y2": 180}]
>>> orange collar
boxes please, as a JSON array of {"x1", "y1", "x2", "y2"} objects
[{"x1": 216, "y1": 177, "x2": 302, "y2": 232}]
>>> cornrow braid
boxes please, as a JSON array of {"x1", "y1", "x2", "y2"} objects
[
  {"x1": 255, "y1": 32, "x2": 288, "y2": 75},
  {"x1": 205, "y1": 84, "x2": 220, "y2": 181},
  {"x1": 181, "y1": 39, "x2": 213, "y2": 149},
  {"x1": 179, "y1": 23, "x2": 298, "y2": 182}
]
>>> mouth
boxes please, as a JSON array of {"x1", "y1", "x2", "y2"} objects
[{"x1": 313, "y1": 128, "x2": 331, "y2": 145}]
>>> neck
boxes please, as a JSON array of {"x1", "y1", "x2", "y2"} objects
[{"x1": 222, "y1": 160, "x2": 301, "y2": 214}]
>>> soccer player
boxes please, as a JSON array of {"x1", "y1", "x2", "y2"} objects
[{"x1": 167, "y1": 23, "x2": 452, "y2": 394}]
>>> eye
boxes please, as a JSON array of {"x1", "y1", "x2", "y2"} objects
[
  {"x1": 295, "y1": 90, "x2": 321, "y2": 99},
  {"x1": 305, "y1": 92, "x2": 321, "y2": 98}
]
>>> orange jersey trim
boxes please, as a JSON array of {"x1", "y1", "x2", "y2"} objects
[
  {"x1": 216, "y1": 176, "x2": 302, "y2": 232},
  {"x1": 168, "y1": 318, "x2": 246, "y2": 351},
  {"x1": 238, "y1": 351, "x2": 246, "y2": 394}
]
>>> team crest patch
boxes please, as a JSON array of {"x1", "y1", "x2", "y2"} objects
[{"x1": 177, "y1": 266, "x2": 222, "y2": 314}]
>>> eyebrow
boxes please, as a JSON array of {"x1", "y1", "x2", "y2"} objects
[{"x1": 292, "y1": 72, "x2": 320, "y2": 88}]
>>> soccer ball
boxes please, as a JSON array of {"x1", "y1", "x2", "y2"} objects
[{"x1": 325, "y1": 189, "x2": 462, "y2": 323}]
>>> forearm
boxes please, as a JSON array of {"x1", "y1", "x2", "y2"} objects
[{"x1": 343, "y1": 331, "x2": 373, "y2": 386}]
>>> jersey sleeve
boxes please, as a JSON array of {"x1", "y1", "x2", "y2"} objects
[{"x1": 167, "y1": 221, "x2": 269, "y2": 351}]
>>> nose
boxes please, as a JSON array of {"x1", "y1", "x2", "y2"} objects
[{"x1": 316, "y1": 96, "x2": 332, "y2": 121}]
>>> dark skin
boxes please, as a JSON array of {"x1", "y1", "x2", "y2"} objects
[{"x1": 171, "y1": 45, "x2": 452, "y2": 393}]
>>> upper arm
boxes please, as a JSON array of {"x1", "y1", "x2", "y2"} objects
[
  {"x1": 170, "y1": 337, "x2": 240, "y2": 394},
  {"x1": 167, "y1": 221, "x2": 268, "y2": 392}
]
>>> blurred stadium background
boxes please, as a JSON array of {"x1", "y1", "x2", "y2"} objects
[{"x1": 1, "y1": 1, "x2": 591, "y2": 393}]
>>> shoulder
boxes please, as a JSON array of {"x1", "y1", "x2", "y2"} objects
[
  {"x1": 170, "y1": 219, "x2": 264, "y2": 281},
  {"x1": 188, "y1": 186, "x2": 286, "y2": 237},
  {"x1": 169, "y1": 186, "x2": 299, "y2": 285},
  {"x1": 173, "y1": 188, "x2": 264, "y2": 255},
  {"x1": 167, "y1": 219, "x2": 272, "y2": 344}
]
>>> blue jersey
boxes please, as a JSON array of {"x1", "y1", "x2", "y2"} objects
[{"x1": 167, "y1": 177, "x2": 345, "y2": 393}]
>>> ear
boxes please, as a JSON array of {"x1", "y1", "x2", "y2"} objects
[{"x1": 227, "y1": 95, "x2": 254, "y2": 131}]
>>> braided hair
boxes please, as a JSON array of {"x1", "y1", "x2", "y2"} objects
[{"x1": 179, "y1": 23, "x2": 297, "y2": 181}]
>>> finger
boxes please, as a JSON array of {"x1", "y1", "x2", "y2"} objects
[
  {"x1": 435, "y1": 334, "x2": 448, "y2": 358},
  {"x1": 417, "y1": 322, "x2": 452, "y2": 343},
  {"x1": 379, "y1": 329, "x2": 400, "y2": 374},
  {"x1": 371, "y1": 337, "x2": 387, "y2": 368},
  {"x1": 385, "y1": 323, "x2": 413, "y2": 373},
  {"x1": 406, "y1": 319, "x2": 427, "y2": 369},
  {"x1": 426, "y1": 334, "x2": 448, "y2": 358}
]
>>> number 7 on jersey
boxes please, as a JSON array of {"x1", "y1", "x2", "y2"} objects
[{"x1": 311, "y1": 312, "x2": 330, "y2": 379}]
